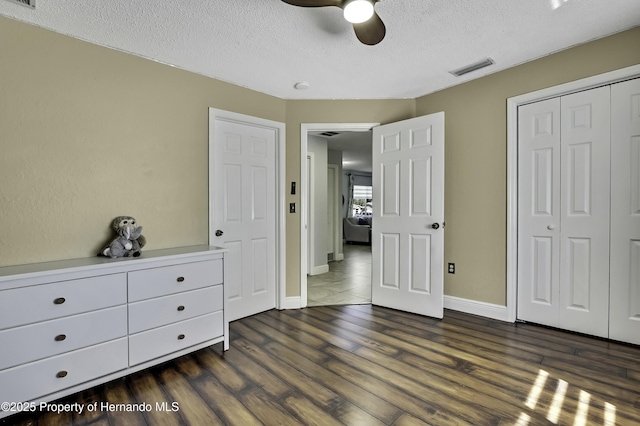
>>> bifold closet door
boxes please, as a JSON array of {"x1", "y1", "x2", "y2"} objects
[
  {"x1": 517, "y1": 97, "x2": 561, "y2": 327},
  {"x1": 558, "y1": 86, "x2": 610, "y2": 338},
  {"x1": 610, "y1": 78, "x2": 640, "y2": 345},
  {"x1": 518, "y1": 86, "x2": 611, "y2": 338}
]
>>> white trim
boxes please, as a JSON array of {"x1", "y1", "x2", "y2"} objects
[
  {"x1": 444, "y1": 296, "x2": 510, "y2": 322},
  {"x1": 280, "y1": 296, "x2": 302, "y2": 310},
  {"x1": 208, "y1": 108, "x2": 286, "y2": 311},
  {"x1": 309, "y1": 264, "x2": 330, "y2": 276},
  {"x1": 506, "y1": 64, "x2": 640, "y2": 323},
  {"x1": 300, "y1": 123, "x2": 379, "y2": 308},
  {"x1": 306, "y1": 152, "x2": 315, "y2": 289}
]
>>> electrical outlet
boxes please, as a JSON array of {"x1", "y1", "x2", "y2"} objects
[{"x1": 448, "y1": 263, "x2": 455, "y2": 274}]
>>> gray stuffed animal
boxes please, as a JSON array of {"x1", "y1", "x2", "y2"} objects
[{"x1": 100, "y1": 216, "x2": 146, "y2": 258}]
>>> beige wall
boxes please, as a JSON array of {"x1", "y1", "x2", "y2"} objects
[
  {"x1": 2, "y1": 15, "x2": 638, "y2": 306},
  {"x1": 0, "y1": 16, "x2": 285, "y2": 267},
  {"x1": 416, "y1": 26, "x2": 640, "y2": 305},
  {"x1": 0, "y1": 16, "x2": 414, "y2": 302}
]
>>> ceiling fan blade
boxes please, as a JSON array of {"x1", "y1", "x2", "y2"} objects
[
  {"x1": 352, "y1": 10, "x2": 386, "y2": 45},
  {"x1": 280, "y1": 0, "x2": 342, "y2": 7}
]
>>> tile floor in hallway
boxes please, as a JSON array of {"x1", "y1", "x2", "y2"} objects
[{"x1": 307, "y1": 243, "x2": 372, "y2": 306}]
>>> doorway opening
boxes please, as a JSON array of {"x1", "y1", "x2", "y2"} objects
[{"x1": 300, "y1": 123, "x2": 379, "y2": 307}]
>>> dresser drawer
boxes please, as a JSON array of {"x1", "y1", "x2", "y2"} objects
[
  {"x1": 128, "y1": 285, "x2": 223, "y2": 334},
  {"x1": 129, "y1": 311, "x2": 223, "y2": 366},
  {"x1": 0, "y1": 306, "x2": 127, "y2": 371},
  {"x1": 128, "y1": 260, "x2": 222, "y2": 302},
  {"x1": 0, "y1": 274, "x2": 127, "y2": 330},
  {"x1": 0, "y1": 338, "x2": 128, "y2": 406}
]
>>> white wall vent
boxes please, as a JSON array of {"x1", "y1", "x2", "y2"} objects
[
  {"x1": 450, "y1": 58, "x2": 494, "y2": 77},
  {"x1": 4, "y1": 0, "x2": 35, "y2": 8}
]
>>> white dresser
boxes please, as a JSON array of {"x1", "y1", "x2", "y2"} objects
[{"x1": 0, "y1": 245, "x2": 226, "y2": 420}]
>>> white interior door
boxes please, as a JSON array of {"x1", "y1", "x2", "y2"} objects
[
  {"x1": 518, "y1": 86, "x2": 611, "y2": 338},
  {"x1": 210, "y1": 113, "x2": 277, "y2": 323},
  {"x1": 610, "y1": 78, "x2": 640, "y2": 345},
  {"x1": 371, "y1": 113, "x2": 445, "y2": 318}
]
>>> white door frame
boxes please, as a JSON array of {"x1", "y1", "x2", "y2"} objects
[
  {"x1": 306, "y1": 151, "x2": 316, "y2": 275},
  {"x1": 208, "y1": 108, "x2": 287, "y2": 310},
  {"x1": 300, "y1": 122, "x2": 379, "y2": 307},
  {"x1": 506, "y1": 64, "x2": 640, "y2": 322},
  {"x1": 327, "y1": 163, "x2": 342, "y2": 262}
]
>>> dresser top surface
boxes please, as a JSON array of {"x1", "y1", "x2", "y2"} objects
[{"x1": 0, "y1": 245, "x2": 226, "y2": 283}]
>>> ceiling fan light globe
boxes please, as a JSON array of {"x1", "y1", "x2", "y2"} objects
[{"x1": 343, "y1": 0, "x2": 374, "y2": 24}]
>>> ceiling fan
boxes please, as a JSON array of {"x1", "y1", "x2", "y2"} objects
[{"x1": 281, "y1": 0, "x2": 386, "y2": 45}]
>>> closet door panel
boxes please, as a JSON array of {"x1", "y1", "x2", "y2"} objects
[
  {"x1": 559, "y1": 87, "x2": 610, "y2": 338},
  {"x1": 517, "y1": 98, "x2": 561, "y2": 326},
  {"x1": 610, "y1": 78, "x2": 640, "y2": 345}
]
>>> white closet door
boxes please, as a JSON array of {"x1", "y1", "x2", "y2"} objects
[
  {"x1": 517, "y1": 98, "x2": 561, "y2": 327},
  {"x1": 558, "y1": 87, "x2": 610, "y2": 338},
  {"x1": 518, "y1": 86, "x2": 610, "y2": 338},
  {"x1": 610, "y1": 78, "x2": 640, "y2": 345}
]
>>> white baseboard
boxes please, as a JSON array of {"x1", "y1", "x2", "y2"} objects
[
  {"x1": 334, "y1": 253, "x2": 344, "y2": 261},
  {"x1": 309, "y1": 264, "x2": 329, "y2": 276},
  {"x1": 280, "y1": 296, "x2": 301, "y2": 310},
  {"x1": 282, "y1": 293, "x2": 510, "y2": 321},
  {"x1": 444, "y1": 295, "x2": 511, "y2": 322}
]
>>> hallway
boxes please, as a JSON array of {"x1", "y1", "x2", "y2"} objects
[{"x1": 307, "y1": 244, "x2": 371, "y2": 306}]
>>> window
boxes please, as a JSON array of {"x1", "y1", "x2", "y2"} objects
[
  {"x1": 352, "y1": 185, "x2": 372, "y2": 217},
  {"x1": 353, "y1": 185, "x2": 372, "y2": 199}
]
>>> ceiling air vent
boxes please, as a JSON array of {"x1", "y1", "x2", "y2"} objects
[
  {"x1": 450, "y1": 58, "x2": 494, "y2": 77},
  {"x1": 4, "y1": 0, "x2": 35, "y2": 8},
  {"x1": 320, "y1": 131, "x2": 339, "y2": 137}
]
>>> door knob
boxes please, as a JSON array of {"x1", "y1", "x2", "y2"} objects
[
  {"x1": 431, "y1": 223, "x2": 440, "y2": 230},
  {"x1": 547, "y1": 225, "x2": 555, "y2": 230},
  {"x1": 215, "y1": 230, "x2": 224, "y2": 237}
]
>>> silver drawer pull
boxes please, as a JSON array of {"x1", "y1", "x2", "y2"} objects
[
  {"x1": 56, "y1": 371, "x2": 68, "y2": 378},
  {"x1": 53, "y1": 297, "x2": 66, "y2": 305},
  {"x1": 176, "y1": 277, "x2": 185, "y2": 283},
  {"x1": 177, "y1": 305, "x2": 185, "y2": 312},
  {"x1": 54, "y1": 334, "x2": 67, "y2": 342},
  {"x1": 177, "y1": 334, "x2": 185, "y2": 340}
]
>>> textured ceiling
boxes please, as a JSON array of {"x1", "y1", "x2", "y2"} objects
[
  {"x1": 0, "y1": 0, "x2": 639, "y2": 100},
  {"x1": 314, "y1": 131, "x2": 373, "y2": 172}
]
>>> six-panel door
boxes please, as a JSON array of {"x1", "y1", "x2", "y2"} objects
[{"x1": 372, "y1": 113, "x2": 445, "y2": 318}]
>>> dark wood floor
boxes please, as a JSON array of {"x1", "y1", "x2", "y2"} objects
[{"x1": 4, "y1": 306, "x2": 640, "y2": 425}]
